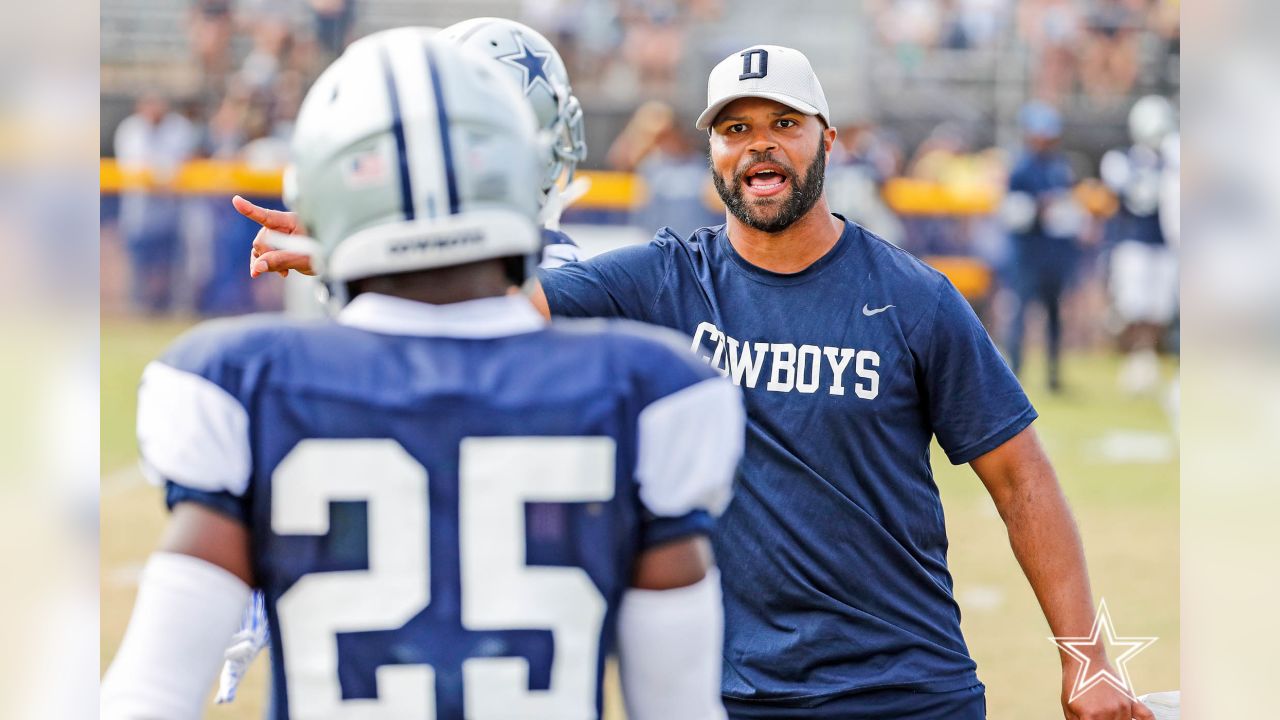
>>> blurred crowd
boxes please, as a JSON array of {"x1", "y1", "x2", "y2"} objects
[
  {"x1": 521, "y1": 0, "x2": 727, "y2": 104},
  {"x1": 105, "y1": 0, "x2": 356, "y2": 315},
  {"x1": 869, "y1": 0, "x2": 1180, "y2": 103},
  {"x1": 185, "y1": 0, "x2": 349, "y2": 165}
]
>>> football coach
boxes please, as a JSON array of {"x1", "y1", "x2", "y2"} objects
[{"x1": 533, "y1": 45, "x2": 1153, "y2": 720}]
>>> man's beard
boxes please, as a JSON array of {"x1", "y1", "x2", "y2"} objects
[{"x1": 711, "y1": 138, "x2": 827, "y2": 234}]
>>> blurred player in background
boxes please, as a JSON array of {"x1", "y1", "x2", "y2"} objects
[
  {"x1": 101, "y1": 28, "x2": 741, "y2": 720},
  {"x1": 1100, "y1": 95, "x2": 1179, "y2": 396},
  {"x1": 441, "y1": 16, "x2": 589, "y2": 263},
  {"x1": 1001, "y1": 101, "x2": 1085, "y2": 392}
]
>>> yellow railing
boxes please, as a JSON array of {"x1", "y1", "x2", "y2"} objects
[
  {"x1": 881, "y1": 178, "x2": 1001, "y2": 215},
  {"x1": 101, "y1": 159, "x2": 286, "y2": 196},
  {"x1": 99, "y1": 159, "x2": 644, "y2": 210}
]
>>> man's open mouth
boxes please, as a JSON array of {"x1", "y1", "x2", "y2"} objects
[{"x1": 743, "y1": 163, "x2": 790, "y2": 197}]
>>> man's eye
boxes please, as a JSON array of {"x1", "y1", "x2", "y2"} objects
[
  {"x1": 729, "y1": 124, "x2": 747, "y2": 134},
  {"x1": 777, "y1": 118, "x2": 796, "y2": 128}
]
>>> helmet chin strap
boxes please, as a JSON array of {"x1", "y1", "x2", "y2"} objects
[
  {"x1": 537, "y1": 175, "x2": 591, "y2": 230},
  {"x1": 261, "y1": 230, "x2": 326, "y2": 277},
  {"x1": 316, "y1": 280, "x2": 349, "y2": 315},
  {"x1": 259, "y1": 229, "x2": 351, "y2": 313}
]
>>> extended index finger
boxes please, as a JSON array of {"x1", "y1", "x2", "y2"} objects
[{"x1": 232, "y1": 195, "x2": 298, "y2": 232}]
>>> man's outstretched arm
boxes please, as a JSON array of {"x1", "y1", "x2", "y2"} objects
[{"x1": 970, "y1": 427, "x2": 1154, "y2": 720}]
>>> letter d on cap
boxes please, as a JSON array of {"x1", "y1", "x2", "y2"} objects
[{"x1": 739, "y1": 49, "x2": 768, "y2": 80}]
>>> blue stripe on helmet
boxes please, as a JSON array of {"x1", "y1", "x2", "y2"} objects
[
  {"x1": 379, "y1": 47, "x2": 415, "y2": 221},
  {"x1": 424, "y1": 45, "x2": 460, "y2": 215}
]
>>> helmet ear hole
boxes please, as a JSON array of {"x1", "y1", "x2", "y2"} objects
[{"x1": 503, "y1": 254, "x2": 533, "y2": 287}]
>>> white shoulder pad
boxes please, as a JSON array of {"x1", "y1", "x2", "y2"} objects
[
  {"x1": 635, "y1": 377, "x2": 743, "y2": 517},
  {"x1": 137, "y1": 361, "x2": 251, "y2": 496}
]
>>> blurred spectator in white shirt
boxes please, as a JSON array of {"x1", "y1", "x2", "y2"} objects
[{"x1": 113, "y1": 94, "x2": 197, "y2": 314}]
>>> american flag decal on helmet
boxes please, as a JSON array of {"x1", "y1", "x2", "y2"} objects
[{"x1": 343, "y1": 150, "x2": 388, "y2": 189}]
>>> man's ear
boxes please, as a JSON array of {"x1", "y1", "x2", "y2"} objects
[{"x1": 823, "y1": 125, "x2": 838, "y2": 154}]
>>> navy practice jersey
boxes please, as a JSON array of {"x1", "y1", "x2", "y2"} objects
[
  {"x1": 1102, "y1": 145, "x2": 1167, "y2": 246},
  {"x1": 135, "y1": 293, "x2": 742, "y2": 719},
  {"x1": 540, "y1": 216, "x2": 1037, "y2": 704}
]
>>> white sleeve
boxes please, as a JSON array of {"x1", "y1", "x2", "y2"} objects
[
  {"x1": 1099, "y1": 149, "x2": 1131, "y2": 191},
  {"x1": 101, "y1": 553, "x2": 253, "y2": 720},
  {"x1": 617, "y1": 569, "x2": 727, "y2": 720},
  {"x1": 1159, "y1": 134, "x2": 1180, "y2": 248},
  {"x1": 635, "y1": 377, "x2": 743, "y2": 518},
  {"x1": 136, "y1": 361, "x2": 251, "y2": 496}
]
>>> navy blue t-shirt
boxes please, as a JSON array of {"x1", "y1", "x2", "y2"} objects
[
  {"x1": 135, "y1": 294, "x2": 743, "y2": 718},
  {"x1": 540, "y1": 217, "x2": 1037, "y2": 703}
]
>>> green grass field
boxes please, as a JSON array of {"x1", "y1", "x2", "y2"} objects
[{"x1": 100, "y1": 316, "x2": 1178, "y2": 719}]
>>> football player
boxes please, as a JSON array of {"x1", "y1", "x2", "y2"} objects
[
  {"x1": 101, "y1": 28, "x2": 741, "y2": 720},
  {"x1": 220, "y1": 18, "x2": 590, "y2": 697}
]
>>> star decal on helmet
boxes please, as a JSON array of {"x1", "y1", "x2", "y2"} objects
[{"x1": 497, "y1": 31, "x2": 554, "y2": 97}]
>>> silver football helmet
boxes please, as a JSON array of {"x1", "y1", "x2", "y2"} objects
[
  {"x1": 283, "y1": 27, "x2": 544, "y2": 307},
  {"x1": 441, "y1": 17, "x2": 588, "y2": 197}
]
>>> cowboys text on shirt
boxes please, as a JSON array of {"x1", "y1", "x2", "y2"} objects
[{"x1": 690, "y1": 321, "x2": 880, "y2": 398}]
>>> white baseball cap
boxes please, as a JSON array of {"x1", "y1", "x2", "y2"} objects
[{"x1": 695, "y1": 45, "x2": 830, "y2": 130}]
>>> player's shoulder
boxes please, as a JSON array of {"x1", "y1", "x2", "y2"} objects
[
  {"x1": 156, "y1": 312, "x2": 332, "y2": 380},
  {"x1": 549, "y1": 315, "x2": 700, "y2": 367}
]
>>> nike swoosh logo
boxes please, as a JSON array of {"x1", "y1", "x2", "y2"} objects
[{"x1": 862, "y1": 304, "x2": 895, "y2": 316}]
